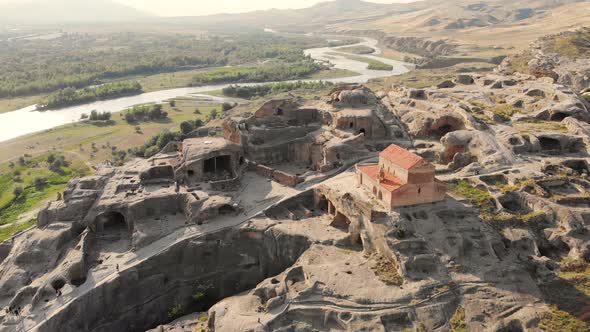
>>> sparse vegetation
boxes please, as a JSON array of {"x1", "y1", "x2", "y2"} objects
[
  {"x1": 0, "y1": 219, "x2": 36, "y2": 242},
  {"x1": 371, "y1": 256, "x2": 403, "y2": 285},
  {"x1": 448, "y1": 180, "x2": 494, "y2": 214},
  {"x1": 167, "y1": 304, "x2": 183, "y2": 320},
  {"x1": 515, "y1": 119, "x2": 568, "y2": 134},
  {"x1": 539, "y1": 305, "x2": 589, "y2": 332},
  {"x1": 491, "y1": 104, "x2": 518, "y2": 121},
  {"x1": 546, "y1": 28, "x2": 590, "y2": 60},
  {"x1": 450, "y1": 306, "x2": 468, "y2": 332},
  {"x1": 0, "y1": 154, "x2": 89, "y2": 229}
]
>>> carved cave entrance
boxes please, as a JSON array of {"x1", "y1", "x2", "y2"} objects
[{"x1": 204, "y1": 155, "x2": 233, "y2": 178}]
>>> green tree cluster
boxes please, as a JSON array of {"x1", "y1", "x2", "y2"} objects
[
  {"x1": 222, "y1": 81, "x2": 333, "y2": 99},
  {"x1": 190, "y1": 59, "x2": 321, "y2": 86},
  {"x1": 41, "y1": 82, "x2": 142, "y2": 109},
  {"x1": 124, "y1": 104, "x2": 168, "y2": 123}
]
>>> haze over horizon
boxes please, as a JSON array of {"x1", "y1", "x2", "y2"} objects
[{"x1": 115, "y1": 0, "x2": 419, "y2": 17}]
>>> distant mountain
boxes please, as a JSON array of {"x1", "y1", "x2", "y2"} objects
[
  {"x1": 0, "y1": 0, "x2": 153, "y2": 25},
  {"x1": 362, "y1": 0, "x2": 590, "y2": 33},
  {"x1": 171, "y1": 0, "x2": 420, "y2": 32}
]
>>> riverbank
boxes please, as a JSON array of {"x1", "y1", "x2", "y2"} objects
[{"x1": 0, "y1": 36, "x2": 409, "y2": 143}]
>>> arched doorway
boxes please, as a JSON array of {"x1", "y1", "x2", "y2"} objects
[{"x1": 359, "y1": 128, "x2": 366, "y2": 136}]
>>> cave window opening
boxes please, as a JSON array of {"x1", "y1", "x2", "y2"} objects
[
  {"x1": 359, "y1": 128, "x2": 366, "y2": 135},
  {"x1": 349, "y1": 122, "x2": 354, "y2": 129},
  {"x1": 332, "y1": 211, "x2": 351, "y2": 230},
  {"x1": 96, "y1": 211, "x2": 127, "y2": 231},
  {"x1": 434, "y1": 125, "x2": 455, "y2": 138},
  {"x1": 418, "y1": 187, "x2": 421, "y2": 194},
  {"x1": 218, "y1": 204, "x2": 237, "y2": 216},
  {"x1": 550, "y1": 112, "x2": 567, "y2": 122},
  {"x1": 51, "y1": 278, "x2": 66, "y2": 291},
  {"x1": 539, "y1": 137, "x2": 561, "y2": 152},
  {"x1": 239, "y1": 156, "x2": 245, "y2": 166},
  {"x1": 318, "y1": 195, "x2": 328, "y2": 211},
  {"x1": 378, "y1": 191, "x2": 383, "y2": 200},
  {"x1": 187, "y1": 170, "x2": 195, "y2": 177},
  {"x1": 373, "y1": 186, "x2": 377, "y2": 195},
  {"x1": 276, "y1": 108, "x2": 284, "y2": 116}
]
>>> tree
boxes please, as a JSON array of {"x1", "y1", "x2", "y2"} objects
[
  {"x1": 210, "y1": 109, "x2": 218, "y2": 120},
  {"x1": 47, "y1": 154, "x2": 56, "y2": 164},
  {"x1": 180, "y1": 121, "x2": 194, "y2": 135},
  {"x1": 90, "y1": 110, "x2": 99, "y2": 121},
  {"x1": 125, "y1": 112, "x2": 136, "y2": 123},
  {"x1": 13, "y1": 186, "x2": 24, "y2": 197},
  {"x1": 169, "y1": 100, "x2": 176, "y2": 107},
  {"x1": 194, "y1": 119, "x2": 204, "y2": 128},
  {"x1": 34, "y1": 177, "x2": 47, "y2": 190},
  {"x1": 221, "y1": 102, "x2": 234, "y2": 112}
]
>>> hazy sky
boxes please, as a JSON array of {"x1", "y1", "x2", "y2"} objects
[{"x1": 116, "y1": 0, "x2": 417, "y2": 17}]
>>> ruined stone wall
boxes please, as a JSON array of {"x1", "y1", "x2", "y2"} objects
[
  {"x1": 248, "y1": 126, "x2": 318, "y2": 146},
  {"x1": 38, "y1": 193, "x2": 99, "y2": 227},
  {"x1": 272, "y1": 170, "x2": 303, "y2": 188},
  {"x1": 248, "y1": 162, "x2": 302, "y2": 188},
  {"x1": 209, "y1": 177, "x2": 241, "y2": 192},
  {"x1": 246, "y1": 138, "x2": 312, "y2": 166},
  {"x1": 140, "y1": 165, "x2": 175, "y2": 183}
]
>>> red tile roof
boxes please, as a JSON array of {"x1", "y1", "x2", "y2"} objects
[
  {"x1": 358, "y1": 164, "x2": 405, "y2": 192},
  {"x1": 379, "y1": 144, "x2": 423, "y2": 170}
]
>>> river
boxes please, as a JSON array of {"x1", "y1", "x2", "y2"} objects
[{"x1": 0, "y1": 36, "x2": 411, "y2": 142}]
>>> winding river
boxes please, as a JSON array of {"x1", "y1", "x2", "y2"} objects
[{"x1": 0, "y1": 36, "x2": 411, "y2": 143}]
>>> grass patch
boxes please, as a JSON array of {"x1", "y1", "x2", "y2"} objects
[
  {"x1": 0, "y1": 219, "x2": 36, "y2": 242},
  {"x1": 539, "y1": 305, "x2": 589, "y2": 332},
  {"x1": 546, "y1": 28, "x2": 590, "y2": 60},
  {"x1": 514, "y1": 119, "x2": 568, "y2": 134},
  {"x1": 0, "y1": 95, "x2": 43, "y2": 114},
  {"x1": 491, "y1": 104, "x2": 519, "y2": 121},
  {"x1": 450, "y1": 306, "x2": 468, "y2": 332},
  {"x1": 371, "y1": 256, "x2": 403, "y2": 286},
  {"x1": 502, "y1": 52, "x2": 532, "y2": 75},
  {"x1": 337, "y1": 45, "x2": 375, "y2": 55},
  {"x1": 0, "y1": 154, "x2": 89, "y2": 226},
  {"x1": 497, "y1": 179, "x2": 535, "y2": 193},
  {"x1": 560, "y1": 259, "x2": 590, "y2": 297},
  {"x1": 448, "y1": 180, "x2": 494, "y2": 213}
]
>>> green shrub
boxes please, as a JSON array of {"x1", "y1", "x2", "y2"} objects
[
  {"x1": 167, "y1": 304, "x2": 183, "y2": 320},
  {"x1": 13, "y1": 186, "x2": 24, "y2": 197}
]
